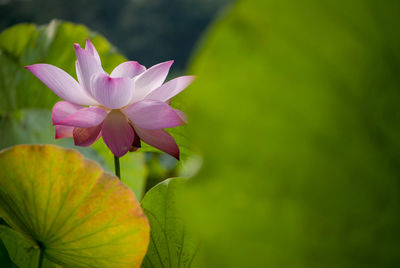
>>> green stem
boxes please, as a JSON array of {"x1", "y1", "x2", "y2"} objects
[{"x1": 114, "y1": 156, "x2": 121, "y2": 179}]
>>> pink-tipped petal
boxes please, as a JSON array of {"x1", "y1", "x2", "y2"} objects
[
  {"x1": 73, "y1": 125, "x2": 102, "y2": 146},
  {"x1": 132, "y1": 130, "x2": 141, "y2": 148},
  {"x1": 85, "y1": 39, "x2": 101, "y2": 64},
  {"x1": 131, "y1": 60, "x2": 174, "y2": 102},
  {"x1": 25, "y1": 64, "x2": 97, "y2": 106},
  {"x1": 173, "y1": 109, "x2": 188, "y2": 123},
  {"x1": 55, "y1": 125, "x2": 74, "y2": 139},
  {"x1": 52, "y1": 101, "x2": 84, "y2": 124},
  {"x1": 102, "y1": 110, "x2": 134, "y2": 157},
  {"x1": 91, "y1": 73, "x2": 133, "y2": 109},
  {"x1": 74, "y1": 43, "x2": 104, "y2": 94},
  {"x1": 145, "y1": 76, "x2": 195, "y2": 102},
  {"x1": 58, "y1": 107, "x2": 107, "y2": 128},
  {"x1": 110, "y1": 61, "x2": 146, "y2": 78},
  {"x1": 123, "y1": 99, "x2": 185, "y2": 130},
  {"x1": 75, "y1": 60, "x2": 84, "y2": 88},
  {"x1": 135, "y1": 127, "x2": 180, "y2": 159}
]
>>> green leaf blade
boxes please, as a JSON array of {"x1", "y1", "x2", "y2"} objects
[{"x1": 141, "y1": 178, "x2": 202, "y2": 268}]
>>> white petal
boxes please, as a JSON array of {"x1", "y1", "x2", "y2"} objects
[
  {"x1": 74, "y1": 43, "x2": 105, "y2": 94},
  {"x1": 131, "y1": 60, "x2": 173, "y2": 102},
  {"x1": 91, "y1": 73, "x2": 133, "y2": 109},
  {"x1": 26, "y1": 64, "x2": 97, "y2": 106},
  {"x1": 85, "y1": 39, "x2": 101, "y2": 65},
  {"x1": 110, "y1": 61, "x2": 146, "y2": 78},
  {"x1": 144, "y1": 75, "x2": 195, "y2": 102}
]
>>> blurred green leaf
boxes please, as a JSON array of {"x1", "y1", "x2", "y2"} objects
[
  {"x1": 141, "y1": 178, "x2": 202, "y2": 268},
  {"x1": 0, "y1": 145, "x2": 149, "y2": 267},
  {"x1": 182, "y1": 0, "x2": 400, "y2": 267},
  {"x1": 0, "y1": 20, "x2": 125, "y2": 112}
]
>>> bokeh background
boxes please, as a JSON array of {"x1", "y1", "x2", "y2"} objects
[{"x1": 1, "y1": 0, "x2": 400, "y2": 267}]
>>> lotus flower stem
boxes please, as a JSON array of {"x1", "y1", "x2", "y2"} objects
[{"x1": 114, "y1": 156, "x2": 121, "y2": 179}]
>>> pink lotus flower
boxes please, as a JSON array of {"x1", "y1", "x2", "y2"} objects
[{"x1": 26, "y1": 39, "x2": 194, "y2": 159}]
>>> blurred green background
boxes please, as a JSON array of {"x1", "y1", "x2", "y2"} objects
[
  {"x1": 0, "y1": 0, "x2": 231, "y2": 71},
  {"x1": 2, "y1": 0, "x2": 400, "y2": 267}
]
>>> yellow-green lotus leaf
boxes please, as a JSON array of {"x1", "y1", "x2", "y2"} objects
[{"x1": 0, "y1": 145, "x2": 149, "y2": 267}]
